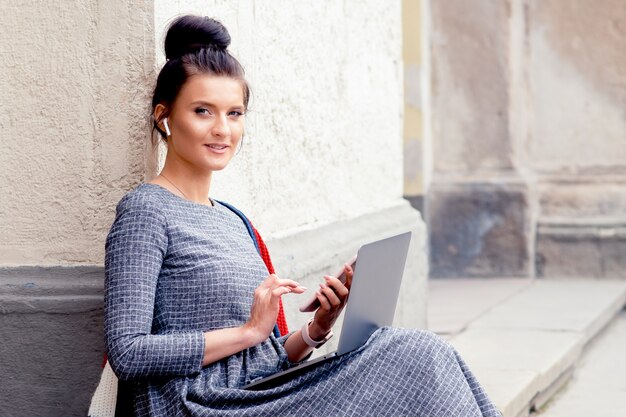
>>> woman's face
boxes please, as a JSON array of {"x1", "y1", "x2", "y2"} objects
[{"x1": 160, "y1": 74, "x2": 246, "y2": 173}]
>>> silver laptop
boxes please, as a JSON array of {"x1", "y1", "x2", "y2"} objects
[{"x1": 244, "y1": 231, "x2": 412, "y2": 390}]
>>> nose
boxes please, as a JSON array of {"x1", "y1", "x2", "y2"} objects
[{"x1": 212, "y1": 114, "x2": 231, "y2": 137}]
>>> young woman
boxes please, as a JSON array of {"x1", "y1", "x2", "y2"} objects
[{"x1": 104, "y1": 15, "x2": 501, "y2": 416}]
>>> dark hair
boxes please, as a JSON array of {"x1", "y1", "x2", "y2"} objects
[{"x1": 151, "y1": 15, "x2": 250, "y2": 140}]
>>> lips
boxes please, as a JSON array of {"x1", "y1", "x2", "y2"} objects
[{"x1": 205, "y1": 144, "x2": 229, "y2": 154}]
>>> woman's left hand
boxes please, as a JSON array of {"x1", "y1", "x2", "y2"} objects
[{"x1": 309, "y1": 263, "x2": 354, "y2": 339}]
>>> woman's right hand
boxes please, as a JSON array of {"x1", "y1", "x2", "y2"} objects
[{"x1": 244, "y1": 274, "x2": 306, "y2": 344}]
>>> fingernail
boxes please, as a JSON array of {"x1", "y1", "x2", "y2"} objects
[
  {"x1": 299, "y1": 286, "x2": 308, "y2": 291},
  {"x1": 319, "y1": 283, "x2": 326, "y2": 288}
]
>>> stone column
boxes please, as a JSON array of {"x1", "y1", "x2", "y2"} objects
[
  {"x1": 0, "y1": 1, "x2": 154, "y2": 415},
  {"x1": 527, "y1": 0, "x2": 626, "y2": 278},
  {"x1": 426, "y1": 0, "x2": 531, "y2": 278}
]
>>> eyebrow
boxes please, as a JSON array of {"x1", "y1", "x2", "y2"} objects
[{"x1": 190, "y1": 100, "x2": 244, "y2": 109}]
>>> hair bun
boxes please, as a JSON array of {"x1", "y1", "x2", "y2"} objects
[{"x1": 164, "y1": 15, "x2": 231, "y2": 60}]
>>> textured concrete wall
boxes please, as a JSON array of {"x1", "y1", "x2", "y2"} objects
[
  {"x1": 155, "y1": 0, "x2": 405, "y2": 238},
  {"x1": 0, "y1": 0, "x2": 154, "y2": 266}
]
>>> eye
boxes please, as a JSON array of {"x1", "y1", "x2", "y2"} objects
[
  {"x1": 228, "y1": 110, "x2": 245, "y2": 118},
  {"x1": 195, "y1": 107, "x2": 212, "y2": 115}
]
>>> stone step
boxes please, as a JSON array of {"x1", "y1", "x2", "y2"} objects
[
  {"x1": 536, "y1": 217, "x2": 626, "y2": 279},
  {"x1": 535, "y1": 312, "x2": 626, "y2": 417},
  {"x1": 428, "y1": 278, "x2": 626, "y2": 417}
]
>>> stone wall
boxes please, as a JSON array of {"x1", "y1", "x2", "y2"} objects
[{"x1": 426, "y1": 0, "x2": 626, "y2": 278}]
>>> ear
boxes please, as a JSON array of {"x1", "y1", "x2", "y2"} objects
[
  {"x1": 154, "y1": 103, "x2": 167, "y2": 125},
  {"x1": 153, "y1": 104, "x2": 171, "y2": 139}
]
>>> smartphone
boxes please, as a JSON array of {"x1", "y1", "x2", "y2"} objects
[{"x1": 298, "y1": 255, "x2": 358, "y2": 313}]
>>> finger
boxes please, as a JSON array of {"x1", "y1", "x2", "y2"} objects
[
  {"x1": 259, "y1": 274, "x2": 279, "y2": 289},
  {"x1": 319, "y1": 283, "x2": 341, "y2": 307},
  {"x1": 272, "y1": 277, "x2": 304, "y2": 290},
  {"x1": 344, "y1": 264, "x2": 354, "y2": 289},
  {"x1": 272, "y1": 286, "x2": 293, "y2": 298},
  {"x1": 323, "y1": 276, "x2": 349, "y2": 298},
  {"x1": 287, "y1": 285, "x2": 307, "y2": 295},
  {"x1": 273, "y1": 283, "x2": 307, "y2": 295},
  {"x1": 316, "y1": 290, "x2": 331, "y2": 311}
]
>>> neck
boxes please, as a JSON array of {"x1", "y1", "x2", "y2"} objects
[{"x1": 158, "y1": 159, "x2": 213, "y2": 205}]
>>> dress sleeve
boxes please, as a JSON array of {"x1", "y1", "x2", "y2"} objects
[{"x1": 104, "y1": 194, "x2": 205, "y2": 380}]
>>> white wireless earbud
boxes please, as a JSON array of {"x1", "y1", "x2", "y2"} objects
[{"x1": 163, "y1": 118, "x2": 171, "y2": 136}]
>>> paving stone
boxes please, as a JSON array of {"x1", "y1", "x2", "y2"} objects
[
  {"x1": 429, "y1": 278, "x2": 532, "y2": 335},
  {"x1": 470, "y1": 280, "x2": 626, "y2": 342}
]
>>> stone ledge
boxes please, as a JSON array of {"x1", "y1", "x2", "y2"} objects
[
  {"x1": 0, "y1": 266, "x2": 105, "y2": 417},
  {"x1": 537, "y1": 217, "x2": 626, "y2": 238},
  {"x1": 0, "y1": 266, "x2": 104, "y2": 313}
]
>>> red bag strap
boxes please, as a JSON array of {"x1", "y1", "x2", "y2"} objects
[{"x1": 251, "y1": 224, "x2": 289, "y2": 336}]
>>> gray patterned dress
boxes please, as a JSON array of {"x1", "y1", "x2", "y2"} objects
[{"x1": 104, "y1": 184, "x2": 501, "y2": 416}]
